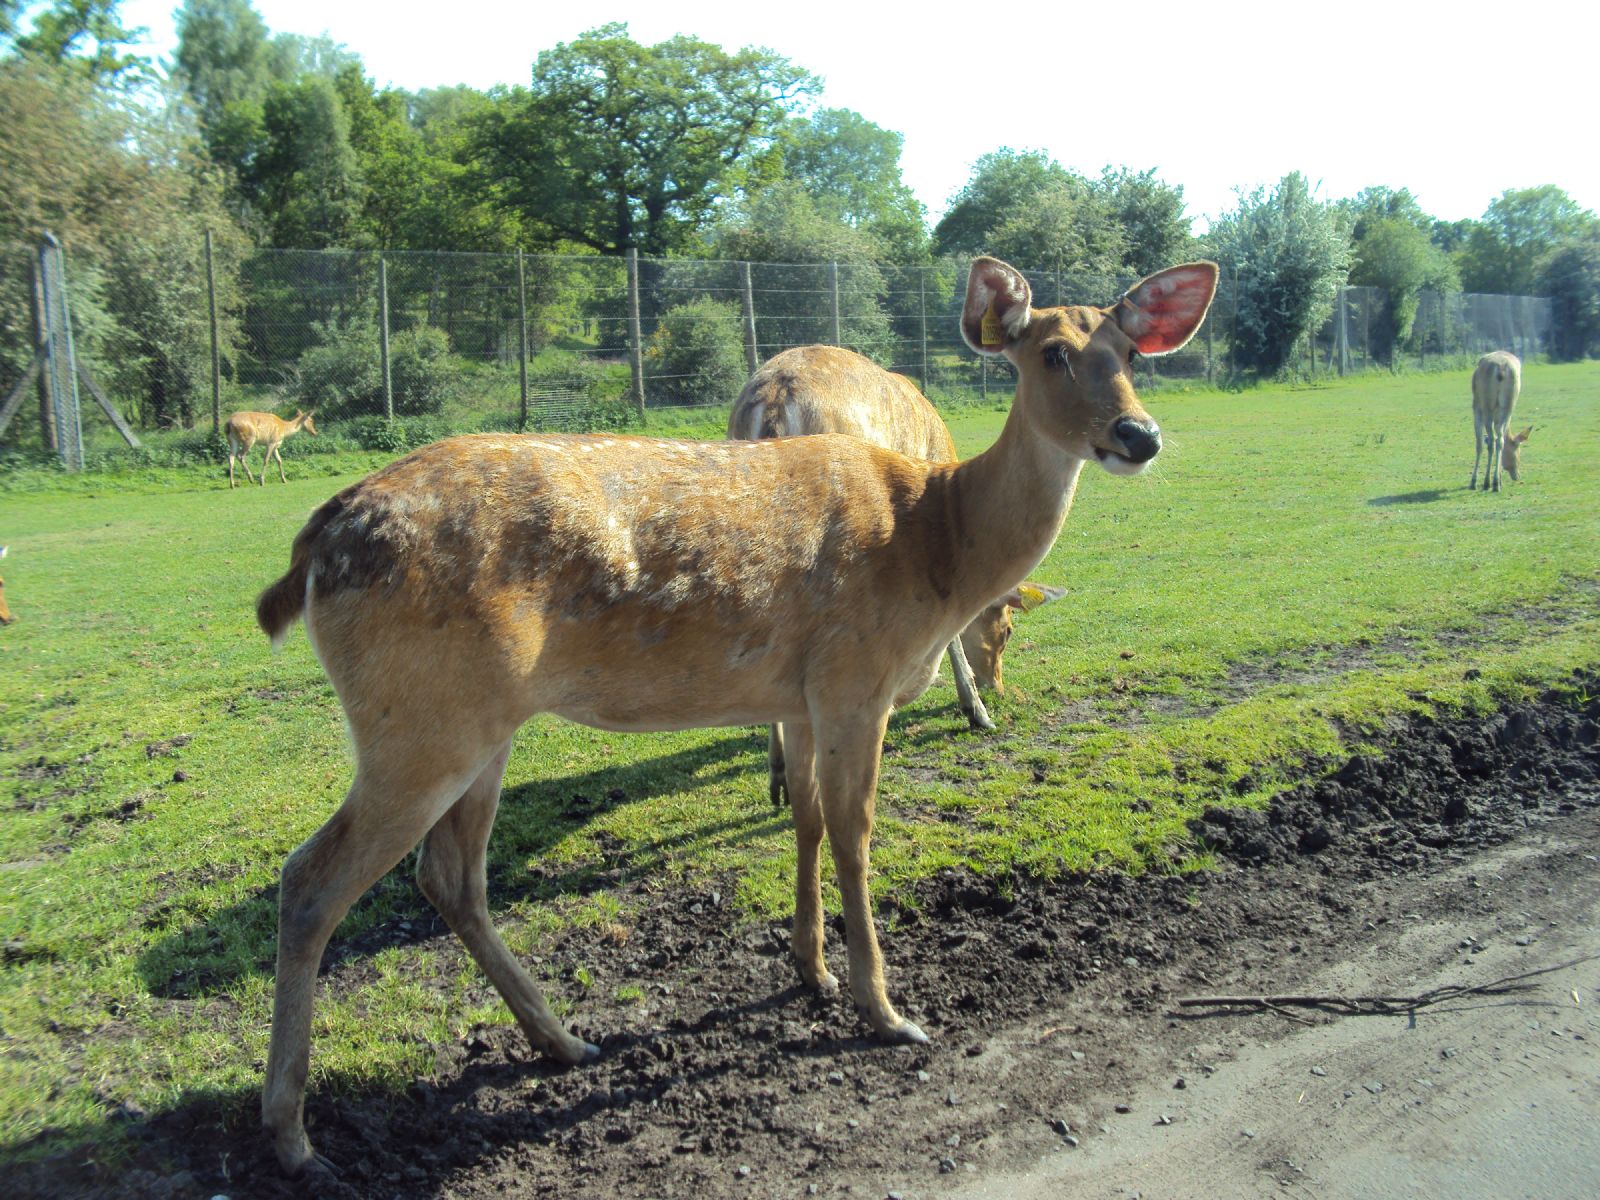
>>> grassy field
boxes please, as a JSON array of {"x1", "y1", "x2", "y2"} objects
[{"x1": 2, "y1": 361, "x2": 1598, "y2": 1163}]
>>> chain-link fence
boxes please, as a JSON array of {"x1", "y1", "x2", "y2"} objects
[{"x1": 1, "y1": 236, "x2": 1556, "y2": 464}]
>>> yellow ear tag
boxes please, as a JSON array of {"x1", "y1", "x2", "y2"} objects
[
  {"x1": 1017, "y1": 583, "x2": 1046, "y2": 611},
  {"x1": 980, "y1": 299, "x2": 1004, "y2": 348}
]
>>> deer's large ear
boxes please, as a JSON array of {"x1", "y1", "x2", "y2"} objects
[
  {"x1": 961, "y1": 257, "x2": 1033, "y2": 356},
  {"x1": 1002, "y1": 582, "x2": 1067, "y2": 612},
  {"x1": 1113, "y1": 262, "x2": 1219, "y2": 355}
]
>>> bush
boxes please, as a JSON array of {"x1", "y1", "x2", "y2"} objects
[
  {"x1": 344, "y1": 414, "x2": 448, "y2": 453},
  {"x1": 1206, "y1": 173, "x2": 1350, "y2": 377},
  {"x1": 295, "y1": 318, "x2": 466, "y2": 419},
  {"x1": 644, "y1": 298, "x2": 747, "y2": 407}
]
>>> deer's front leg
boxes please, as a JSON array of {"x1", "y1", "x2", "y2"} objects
[
  {"x1": 781, "y1": 720, "x2": 837, "y2": 993},
  {"x1": 813, "y1": 708, "x2": 928, "y2": 1044}
]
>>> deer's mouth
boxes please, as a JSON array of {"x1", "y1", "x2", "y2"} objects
[{"x1": 1094, "y1": 446, "x2": 1152, "y2": 476}]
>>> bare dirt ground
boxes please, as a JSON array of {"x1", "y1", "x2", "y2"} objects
[{"x1": 18, "y1": 674, "x2": 1600, "y2": 1200}]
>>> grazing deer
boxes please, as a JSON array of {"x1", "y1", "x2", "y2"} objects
[
  {"x1": 253, "y1": 255, "x2": 1218, "y2": 1177},
  {"x1": 1470, "y1": 352, "x2": 1529, "y2": 491},
  {"x1": 226, "y1": 409, "x2": 317, "y2": 488},
  {"x1": 727, "y1": 345, "x2": 1065, "y2": 805}
]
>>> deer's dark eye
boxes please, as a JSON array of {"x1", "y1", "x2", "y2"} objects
[{"x1": 1042, "y1": 344, "x2": 1072, "y2": 374}]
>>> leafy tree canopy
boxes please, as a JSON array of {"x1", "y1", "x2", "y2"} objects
[
  {"x1": 933, "y1": 148, "x2": 1074, "y2": 258},
  {"x1": 1094, "y1": 167, "x2": 1194, "y2": 276},
  {"x1": 470, "y1": 23, "x2": 819, "y2": 256},
  {"x1": 1458, "y1": 185, "x2": 1598, "y2": 295},
  {"x1": 781, "y1": 108, "x2": 927, "y2": 263},
  {"x1": 3, "y1": 0, "x2": 146, "y2": 82},
  {"x1": 1206, "y1": 172, "x2": 1350, "y2": 376}
]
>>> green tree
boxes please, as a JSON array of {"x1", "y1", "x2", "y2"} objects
[
  {"x1": 1538, "y1": 236, "x2": 1600, "y2": 360},
  {"x1": 0, "y1": 56, "x2": 248, "y2": 435},
  {"x1": 711, "y1": 180, "x2": 895, "y2": 361},
  {"x1": 1095, "y1": 167, "x2": 1194, "y2": 276},
  {"x1": 983, "y1": 177, "x2": 1126, "y2": 280},
  {"x1": 1348, "y1": 215, "x2": 1458, "y2": 363},
  {"x1": 471, "y1": 23, "x2": 818, "y2": 255},
  {"x1": 1457, "y1": 186, "x2": 1598, "y2": 295},
  {"x1": 933, "y1": 148, "x2": 1074, "y2": 258},
  {"x1": 783, "y1": 108, "x2": 927, "y2": 262},
  {"x1": 1339, "y1": 186, "x2": 1432, "y2": 241},
  {"x1": 173, "y1": 0, "x2": 273, "y2": 132},
  {"x1": 4, "y1": 0, "x2": 145, "y2": 82},
  {"x1": 248, "y1": 74, "x2": 365, "y2": 247},
  {"x1": 1206, "y1": 172, "x2": 1350, "y2": 377}
]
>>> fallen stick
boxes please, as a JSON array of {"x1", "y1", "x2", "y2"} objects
[{"x1": 1175, "y1": 955, "x2": 1598, "y2": 1017}]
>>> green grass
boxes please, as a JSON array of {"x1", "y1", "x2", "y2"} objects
[{"x1": 2, "y1": 361, "x2": 1598, "y2": 1161}]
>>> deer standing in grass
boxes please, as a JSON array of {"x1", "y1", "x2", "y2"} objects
[
  {"x1": 226, "y1": 409, "x2": 317, "y2": 488},
  {"x1": 1469, "y1": 351, "x2": 1531, "y2": 492},
  {"x1": 728, "y1": 344, "x2": 1065, "y2": 805},
  {"x1": 253, "y1": 255, "x2": 1218, "y2": 1177}
]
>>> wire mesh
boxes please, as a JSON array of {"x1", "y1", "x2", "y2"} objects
[{"x1": 0, "y1": 236, "x2": 1562, "y2": 458}]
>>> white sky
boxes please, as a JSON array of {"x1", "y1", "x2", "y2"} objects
[{"x1": 120, "y1": 0, "x2": 1599, "y2": 232}]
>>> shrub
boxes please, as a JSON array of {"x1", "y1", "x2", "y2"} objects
[
  {"x1": 1206, "y1": 173, "x2": 1350, "y2": 377},
  {"x1": 295, "y1": 318, "x2": 466, "y2": 419},
  {"x1": 643, "y1": 298, "x2": 747, "y2": 407}
]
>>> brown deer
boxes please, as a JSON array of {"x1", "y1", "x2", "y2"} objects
[
  {"x1": 253, "y1": 255, "x2": 1218, "y2": 1177},
  {"x1": 727, "y1": 345, "x2": 1065, "y2": 805},
  {"x1": 0, "y1": 546, "x2": 11, "y2": 625},
  {"x1": 1470, "y1": 351, "x2": 1530, "y2": 491},
  {"x1": 226, "y1": 409, "x2": 317, "y2": 488}
]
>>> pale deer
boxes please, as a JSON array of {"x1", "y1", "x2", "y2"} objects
[
  {"x1": 253, "y1": 255, "x2": 1218, "y2": 1177},
  {"x1": 226, "y1": 409, "x2": 317, "y2": 488},
  {"x1": 727, "y1": 345, "x2": 1065, "y2": 805},
  {"x1": 1470, "y1": 351, "x2": 1529, "y2": 492}
]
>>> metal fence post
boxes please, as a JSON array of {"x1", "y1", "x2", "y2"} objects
[
  {"x1": 626, "y1": 248, "x2": 646, "y2": 422},
  {"x1": 918, "y1": 267, "x2": 929, "y2": 393},
  {"x1": 39, "y1": 233, "x2": 84, "y2": 470},
  {"x1": 205, "y1": 229, "x2": 222, "y2": 434},
  {"x1": 740, "y1": 260, "x2": 758, "y2": 375},
  {"x1": 31, "y1": 252, "x2": 55, "y2": 451},
  {"x1": 516, "y1": 249, "x2": 529, "y2": 431},
  {"x1": 1204, "y1": 302, "x2": 1214, "y2": 386},
  {"x1": 830, "y1": 261, "x2": 841, "y2": 346},
  {"x1": 379, "y1": 253, "x2": 394, "y2": 420}
]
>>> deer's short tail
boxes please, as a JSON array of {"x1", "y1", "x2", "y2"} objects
[{"x1": 256, "y1": 492, "x2": 345, "y2": 651}]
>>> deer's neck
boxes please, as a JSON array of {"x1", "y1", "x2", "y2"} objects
[{"x1": 938, "y1": 389, "x2": 1083, "y2": 616}]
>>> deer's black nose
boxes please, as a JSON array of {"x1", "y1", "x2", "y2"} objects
[{"x1": 1114, "y1": 416, "x2": 1162, "y2": 463}]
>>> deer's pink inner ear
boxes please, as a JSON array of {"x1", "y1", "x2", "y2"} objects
[{"x1": 1120, "y1": 265, "x2": 1217, "y2": 355}]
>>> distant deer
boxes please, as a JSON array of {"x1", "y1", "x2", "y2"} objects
[
  {"x1": 1470, "y1": 352, "x2": 1530, "y2": 491},
  {"x1": 0, "y1": 546, "x2": 11, "y2": 625},
  {"x1": 226, "y1": 410, "x2": 317, "y2": 487},
  {"x1": 253, "y1": 255, "x2": 1218, "y2": 1178},
  {"x1": 728, "y1": 345, "x2": 1064, "y2": 805}
]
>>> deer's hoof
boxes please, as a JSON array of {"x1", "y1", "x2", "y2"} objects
[
  {"x1": 800, "y1": 965, "x2": 840, "y2": 994},
  {"x1": 885, "y1": 1017, "x2": 930, "y2": 1045}
]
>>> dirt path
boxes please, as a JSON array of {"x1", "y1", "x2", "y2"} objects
[
  {"x1": 944, "y1": 812, "x2": 1600, "y2": 1200},
  {"x1": 19, "y1": 683, "x2": 1600, "y2": 1200}
]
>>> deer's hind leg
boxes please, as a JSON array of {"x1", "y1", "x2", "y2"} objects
[
  {"x1": 261, "y1": 744, "x2": 500, "y2": 1177},
  {"x1": 1469, "y1": 410, "x2": 1480, "y2": 489},
  {"x1": 416, "y1": 737, "x2": 599, "y2": 1066},
  {"x1": 782, "y1": 720, "x2": 838, "y2": 993}
]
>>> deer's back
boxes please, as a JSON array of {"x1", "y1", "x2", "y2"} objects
[
  {"x1": 1472, "y1": 351, "x2": 1521, "y2": 417},
  {"x1": 729, "y1": 346, "x2": 958, "y2": 463}
]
